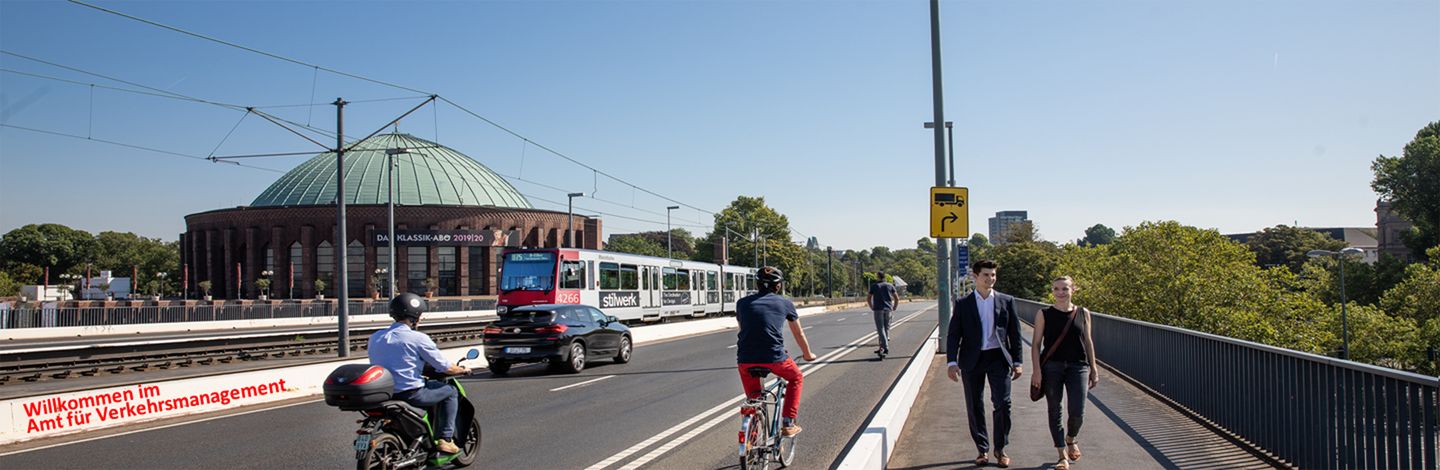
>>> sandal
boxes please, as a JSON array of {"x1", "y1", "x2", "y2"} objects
[
  {"x1": 1055, "y1": 458, "x2": 1070, "y2": 470},
  {"x1": 1066, "y1": 437, "x2": 1082, "y2": 461},
  {"x1": 975, "y1": 454, "x2": 989, "y2": 466},
  {"x1": 996, "y1": 453, "x2": 1011, "y2": 468}
]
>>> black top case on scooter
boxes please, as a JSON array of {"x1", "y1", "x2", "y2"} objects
[{"x1": 323, "y1": 364, "x2": 395, "y2": 411}]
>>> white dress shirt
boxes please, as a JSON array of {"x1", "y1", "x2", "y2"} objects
[{"x1": 976, "y1": 290, "x2": 1001, "y2": 351}]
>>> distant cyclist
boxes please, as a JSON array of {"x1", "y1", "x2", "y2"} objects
[
  {"x1": 867, "y1": 270, "x2": 899, "y2": 357},
  {"x1": 736, "y1": 266, "x2": 819, "y2": 437},
  {"x1": 368, "y1": 293, "x2": 471, "y2": 454}
]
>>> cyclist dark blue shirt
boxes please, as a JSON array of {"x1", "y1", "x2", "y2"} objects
[{"x1": 736, "y1": 292, "x2": 799, "y2": 364}]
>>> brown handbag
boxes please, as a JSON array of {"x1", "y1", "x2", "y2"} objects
[{"x1": 1030, "y1": 307, "x2": 1079, "y2": 401}]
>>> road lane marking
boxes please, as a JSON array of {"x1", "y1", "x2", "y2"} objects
[
  {"x1": 0, "y1": 398, "x2": 320, "y2": 457},
  {"x1": 591, "y1": 306, "x2": 933, "y2": 469},
  {"x1": 726, "y1": 344, "x2": 736, "y2": 348},
  {"x1": 551, "y1": 375, "x2": 615, "y2": 392}
]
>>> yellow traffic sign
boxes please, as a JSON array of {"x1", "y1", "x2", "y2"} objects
[{"x1": 930, "y1": 187, "x2": 969, "y2": 238}]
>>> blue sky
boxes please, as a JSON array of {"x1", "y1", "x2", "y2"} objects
[{"x1": 1, "y1": 0, "x2": 1436, "y2": 251}]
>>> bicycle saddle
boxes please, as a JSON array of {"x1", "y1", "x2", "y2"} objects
[{"x1": 746, "y1": 367, "x2": 772, "y2": 378}]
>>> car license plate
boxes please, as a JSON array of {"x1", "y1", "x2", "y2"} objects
[
  {"x1": 354, "y1": 435, "x2": 371, "y2": 451},
  {"x1": 504, "y1": 347, "x2": 530, "y2": 354}
]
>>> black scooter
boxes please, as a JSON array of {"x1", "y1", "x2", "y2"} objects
[{"x1": 325, "y1": 349, "x2": 482, "y2": 470}]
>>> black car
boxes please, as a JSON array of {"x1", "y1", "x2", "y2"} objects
[{"x1": 482, "y1": 304, "x2": 632, "y2": 375}]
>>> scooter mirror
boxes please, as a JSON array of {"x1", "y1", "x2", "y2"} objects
[{"x1": 465, "y1": 348, "x2": 480, "y2": 360}]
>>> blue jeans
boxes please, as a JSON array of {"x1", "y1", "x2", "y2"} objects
[{"x1": 396, "y1": 380, "x2": 458, "y2": 439}]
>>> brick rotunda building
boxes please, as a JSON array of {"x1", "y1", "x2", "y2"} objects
[{"x1": 180, "y1": 133, "x2": 601, "y2": 300}]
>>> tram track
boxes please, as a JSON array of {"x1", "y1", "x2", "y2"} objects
[{"x1": 0, "y1": 321, "x2": 492, "y2": 386}]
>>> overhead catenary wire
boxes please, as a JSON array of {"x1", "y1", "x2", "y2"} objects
[
  {"x1": 0, "y1": 123, "x2": 284, "y2": 173},
  {"x1": 48, "y1": 2, "x2": 822, "y2": 245}
]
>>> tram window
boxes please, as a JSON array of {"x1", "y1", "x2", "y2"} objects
[
  {"x1": 663, "y1": 267, "x2": 677, "y2": 290},
  {"x1": 640, "y1": 267, "x2": 649, "y2": 290},
  {"x1": 676, "y1": 269, "x2": 691, "y2": 290},
  {"x1": 589, "y1": 261, "x2": 596, "y2": 289},
  {"x1": 600, "y1": 262, "x2": 620, "y2": 290},
  {"x1": 707, "y1": 271, "x2": 717, "y2": 291},
  {"x1": 620, "y1": 264, "x2": 639, "y2": 290},
  {"x1": 560, "y1": 261, "x2": 586, "y2": 289}
]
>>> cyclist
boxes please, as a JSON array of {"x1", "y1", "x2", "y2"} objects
[
  {"x1": 736, "y1": 266, "x2": 819, "y2": 437},
  {"x1": 368, "y1": 293, "x2": 472, "y2": 454}
]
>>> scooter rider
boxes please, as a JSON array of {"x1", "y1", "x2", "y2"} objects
[{"x1": 368, "y1": 293, "x2": 471, "y2": 454}]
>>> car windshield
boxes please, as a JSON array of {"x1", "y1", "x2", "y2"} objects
[{"x1": 500, "y1": 252, "x2": 556, "y2": 291}]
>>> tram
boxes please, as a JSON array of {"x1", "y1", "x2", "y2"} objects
[{"x1": 495, "y1": 248, "x2": 757, "y2": 322}]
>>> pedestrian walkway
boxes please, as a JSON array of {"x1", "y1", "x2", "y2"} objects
[{"x1": 889, "y1": 325, "x2": 1277, "y2": 470}]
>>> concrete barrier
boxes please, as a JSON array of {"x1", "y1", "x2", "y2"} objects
[
  {"x1": 0, "y1": 301, "x2": 863, "y2": 445},
  {"x1": 0, "y1": 310, "x2": 492, "y2": 342},
  {"x1": 835, "y1": 326, "x2": 940, "y2": 470}
]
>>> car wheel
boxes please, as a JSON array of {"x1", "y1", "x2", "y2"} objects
[
  {"x1": 563, "y1": 341, "x2": 586, "y2": 373},
  {"x1": 489, "y1": 361, "x2": 510, "y2": 376},
  {"x1": 614, "y1": 335, "x2": 632, "y2": 364}
]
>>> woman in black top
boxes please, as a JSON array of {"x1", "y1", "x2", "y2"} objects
[{"x1": 1029, "y1": 276, "x2": 1099, "y2": 470}]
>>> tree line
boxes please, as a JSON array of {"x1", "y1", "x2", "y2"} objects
[{"x1": 0, "y1": 224, "x2": 180, "y2": 297}]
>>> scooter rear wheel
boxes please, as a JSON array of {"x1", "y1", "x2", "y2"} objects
[{"x1": 356, "y1": 433, "x2": 405, "y2": 470}]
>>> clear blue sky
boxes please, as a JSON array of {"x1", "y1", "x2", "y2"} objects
[{"x1": 2, "y1": 0, "x2": 1436, "y2": 251}]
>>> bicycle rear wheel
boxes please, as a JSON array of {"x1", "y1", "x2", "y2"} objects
[
  {"x1": 777, "y1": 434, "x2": 797, "y2": 467},
  {"x1": 739, "y1": 407, "x2": 770, "y2": 470}
]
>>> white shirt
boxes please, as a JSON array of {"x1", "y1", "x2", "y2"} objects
[{"x1": 976, "y1": 290, "x2": 1001, "y2": 351}]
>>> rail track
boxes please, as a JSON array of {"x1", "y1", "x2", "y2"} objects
[{"x1": 0, "y1": 321, "x2": 490, "y2": 386}]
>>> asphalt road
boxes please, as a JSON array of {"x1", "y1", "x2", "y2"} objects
[{"x1": 0, "y1": 302, "x2": 939, "y2": 470}]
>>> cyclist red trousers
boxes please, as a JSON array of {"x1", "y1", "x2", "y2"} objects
[{"x1": 738, "y1": 358, "x2": 804, "y2": 419}]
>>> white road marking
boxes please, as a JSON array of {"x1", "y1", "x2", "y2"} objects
[
  {"x1": 726, "y1": 344, "x2": 736, "y2": 349},
  {"x1": 591, "y1": 306, "x2": 933, "y2": 470},
  {"x1": 838, "y1": 317, "x2": 847, "y2": 322},
  {"x1": 0, "y1": 399, "x2": 320, "y2": 457},
  {"x1": 550, "y1": 375, "x2": 615, "y2": 392}
]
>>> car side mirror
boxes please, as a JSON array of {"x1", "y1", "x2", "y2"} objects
[{"x1": 606, "y1": 315, "x2": 618, "y2": 323}]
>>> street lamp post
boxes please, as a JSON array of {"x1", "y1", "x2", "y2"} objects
[
  {"x1": 384, "y1": 147, "x2": 412, "y2": 298},
  {"x1": 1307, "y1": 247, "x2": 1366, "y2": 360},
  {"x1": 567, "y1": 193, "x2": 585, "y2": 248},
  {"x1": 374, "y1": 268, "x2": 388, "y2": 298},
  {"x1": 259, "y1": 270, "x2": 274, "y2": 299},
  {"x1": 157, "y1": 272, "x2": 168, "y2": 298},
  {"x1": 666, "y1": 205, "x2": 681, "y2": 259}
]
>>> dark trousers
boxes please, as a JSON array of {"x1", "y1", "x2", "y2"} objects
[
  {"x1": 871, "y1": 308, "x2": 893, "y2": 352},
  {"x1": 1043, "y1": 360, "x2": 1090, "y2": 448},
  {"x1": 961, "y1": 349, "x2": 1013, "y2": 454},
  {"x1": 396, "y1": 380, "x2": 459, "y2": 439}
]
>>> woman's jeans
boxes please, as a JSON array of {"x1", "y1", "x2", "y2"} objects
[{"x1": 1042, "y1": 360, "x2": 1090, "y2": 448}]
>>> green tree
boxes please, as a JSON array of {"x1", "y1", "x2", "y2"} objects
[
  {"x1": 92, "y1": 231, "x2": 180, "y2": 291},
  {"x1": 1371, "y1": 121, "x2": 1440, "y2": 260},
  {"x1": 706, "y1": 196, "x2": 794, "y2": 267},
  {"x1": 1300, "y1": 253, "x2": 1408, "y2": 307},
  {"x1": 1245, "y1": 225, "x2": 1347, "y2": 272},
  {"x1": 604, "y1": 234, "x2": 667, "y2": 258},
  {"x1": 0, "y1": 271, "x2": 17, "y2": 297},
  {"x1": 0, "y1": 224, "x2": 98, "y2": 275},
  {"x1": 1080, "y1": 224, "x2": 1117, "y2": 246},
  {"x1": 990, "y1": 239, "x2": 1059, "y2": 301},
  {"x1": 1378, "y1": 246, "x2": 1440, "y2": 325}
]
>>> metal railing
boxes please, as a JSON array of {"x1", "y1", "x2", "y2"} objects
[
  {"x1": 0, "y1": 298, "x2": 497, "y2": 329},
  {"x1": 1015, "y1": 298, "x2": 1439, "y2": 469}
]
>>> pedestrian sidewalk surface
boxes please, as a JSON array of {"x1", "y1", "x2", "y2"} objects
[{"x1": 888, "y1": 325, "x2": 1277, "y2": 470}]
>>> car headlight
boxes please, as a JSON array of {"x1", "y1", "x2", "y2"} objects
[{"x1": 496, "y1": 305, "x2": 508, "y2": 314}]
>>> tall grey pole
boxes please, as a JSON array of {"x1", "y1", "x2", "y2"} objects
[
  {"x1": 826, "y1": 246, "x2": 833, "y2": 298},
  {"x1": 929, "y1": 0, "x2": 953, "y2": 354},
  {"x1": 334, "y1": 97, "x2": 351, "y2": 358},
  {"x1": 667, "y1": 212, "x2": 672, "y2": 258},
  {"x1": 387, "y1": 152, "x2": 396, "y2": 298},
  {"x1": 1339, "y1": 259, "x2": 1350, "y2": 360},
  {"x1": 569, "y1": 197, "x2": 576, "y2": 249},
  {"x1": 947, "y1": 123, "x2": 959, "y2": 299},
  {"x1": 753, "y1": 229, "x2": 759, "y2": 267}
]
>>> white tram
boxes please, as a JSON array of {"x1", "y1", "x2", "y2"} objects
[{"x1": 495, "y1": 248, "x2": 757, "y2": 322}]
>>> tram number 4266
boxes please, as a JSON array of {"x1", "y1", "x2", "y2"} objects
[{"x1": 556, "y1": 291, "x2": 581, "y2": 304}]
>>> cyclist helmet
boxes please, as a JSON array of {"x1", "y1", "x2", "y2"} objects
[
  {"x1": 757, "y1": 266, "x2": 784, "y2": 291},
  {"x1": 389, "y1": 293, "x2": 428, "y2": 322}
]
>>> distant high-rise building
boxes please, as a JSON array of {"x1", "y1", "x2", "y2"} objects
[{"x1": 989, "y1": 211, "x2": 1029, "y2": 244}]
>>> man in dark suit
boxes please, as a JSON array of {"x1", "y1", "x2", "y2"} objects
[{"x1": 946, "y1": 259, "x2": 1023, "y2": 468}]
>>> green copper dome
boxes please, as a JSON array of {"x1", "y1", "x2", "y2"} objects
[{"x1": 250, "y1": 134, "x2": 531, "y2": 209}]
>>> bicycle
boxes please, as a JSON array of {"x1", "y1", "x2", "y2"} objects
[{"x1": 738, "y1": 366, "x2": 798, "y2": 470}]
